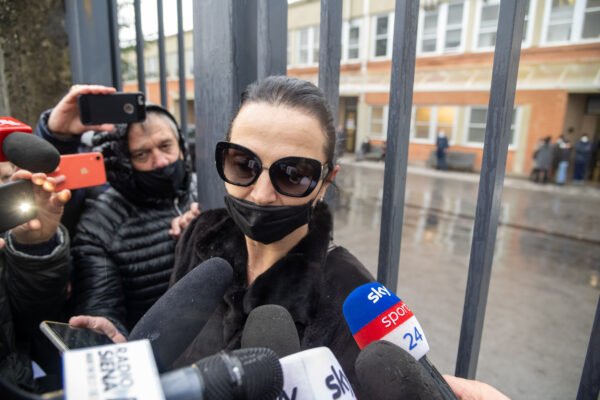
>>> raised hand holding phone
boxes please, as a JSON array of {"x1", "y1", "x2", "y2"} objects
[{"x1": 47, "y1": 84, "x2": 117, "y2": 138}]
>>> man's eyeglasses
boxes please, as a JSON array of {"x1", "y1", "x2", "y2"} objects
[{"x1": 215, "y1": 141, "x2": 329, "y2": 198}]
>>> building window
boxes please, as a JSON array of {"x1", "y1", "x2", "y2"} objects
[
  {"x1": 418, "y1": 1, "x2": 466, "y2": 54},
  {"x1": 372, "y1": 14, "x2": 393, "y2": 58},
  {"x1": 465, "y1": 106, "x2": 519, "y2": 146},
  {"x1": 543, "y1": 0, "x2": 600, "y2": 44},
  {"x1": 167, "y1": 52, "x2": 178, "y2": 78},
  {"x1": 145, "y1": 57, "x2": 158, "y2": 79},
  {"x1": 343, "y1": 19, "x2": 361, "y2": 61},
  {"x1": 287, "y1": 31, "x2": 292, "y2": 66},
  {"x1": 296, "y1": 26, "x2": 319, "y2": 66},
  {"x1": 368, "y1": 105, "x2": 387, "y2": 139},
  {"x1": 185, "y1": 49, "x2": 193, "y2": 77},
  {"x1": 474, "y1": 0, "x2": 534, "y2": 50},
  {"x1": 412, "y1": 106, "x2": 456, "y2": 142}
]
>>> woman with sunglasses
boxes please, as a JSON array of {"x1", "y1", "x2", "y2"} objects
[{"x1": 169, "y1": 76, "x2": 374, "y2": 394}]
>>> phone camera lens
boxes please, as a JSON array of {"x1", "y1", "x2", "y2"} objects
[
  {"x1": 123, "y1": 103, "x2": 134, "y2": 114},
  {"x1": 95, "y1": 156, "x2": 100, "y2": 160}
]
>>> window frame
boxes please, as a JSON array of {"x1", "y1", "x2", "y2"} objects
[
  {"x1": 295, "y1": 25, "x2": 319, "y2": 66},
  {"x1": 371, "y1": 13, "x2": 394, "y2": 59},
  {"x1": 410, "y1": 105, "x2": 459, "y2": 144},
  {"x1": 342, "y1": 18, "x2": 362, "y2": 62},
  {"x1": 541, "y1": 0, "x2": 600, "y2": 46},
  {"x1": 472, "y1": 0, "x2": 536, "y2": 51},
  {"x1": 367, "y1": 104, "x2": 389, "y2": 140},
  {"x1": 463, "y1": 106, "x2": 521, "y2": 149},
  {"x1": 417, "y1": 1, "x2": 468, "y2": 56}
]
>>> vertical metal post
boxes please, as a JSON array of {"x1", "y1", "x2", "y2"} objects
[
  {"x1": 177, "y1": 0, "x2": 188, "y2": 137},
  {"x1": 157, "y1": 0, "x2": 168, "y2": 107},
  {"x1": 455, "y1": 0, "x2": 527, "y2": 379},
  {"x1": 577, "y1": 295, "x2": 600, "y2": 400},
  {"x1": 134, "y1": 0, "x2": 146, "y2": 94},
  {"x1": 108, "y1": 0, "x2": 123, "y2": 91},
  {"x1": 257, "y1": 0, "x2": 287, "y2": 79},
  {"x1": 64, "y1": 0, "x2": 119, "y2": 86},
  {"x1": 376, "y1": 0, "x2": 420, "y2": 293},
  {"x1": 192, "y1": 0, "x2": 258, "y2": 209},
  {"x1": 318, "y1": 0, "x2": 343, "y2": 212}
]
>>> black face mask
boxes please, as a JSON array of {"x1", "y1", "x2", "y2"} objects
[
  {"x1": 224, "y1": 193, "x2": 315, "y2": 244},
  {"x1": 133, "y1": 158, "x2": 187, "y2": 198}
]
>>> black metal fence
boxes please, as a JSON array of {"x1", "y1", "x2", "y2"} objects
[{"x1": 63, "y1": 0, "x2": 599, "y2": 398}]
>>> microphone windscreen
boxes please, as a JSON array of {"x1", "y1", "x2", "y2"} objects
[
  {"x1": 196, "y1": 348, "x2": 283, "y2": 400},
  {"x1": 241, "y1": 304, "x2": 300, "y2": 358},
  {"x1": 355, "y1": 340, "x2": 443, "y2": 400},
  {"x1": 129, "y1": 257, "x2": 233, "y2": 372},
  {"x1": 343, "y1": 282, "x2": 429, "y2": 359},
  {"x1": 2, "y1": 131, "x2": 60, "y2": 173}
]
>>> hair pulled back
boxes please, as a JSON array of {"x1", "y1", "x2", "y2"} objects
[{"x1": 228, "y1": 76, "x2": 336, "y2": 169}]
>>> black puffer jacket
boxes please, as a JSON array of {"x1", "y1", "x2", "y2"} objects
[
  {"x1": 170, "y1": 202, "x2": 374, "y2": 398},
  {"x1": 70, "y1": 105, "x2": 197, "y2": 333},
  {"x1": 0, "y1": 227, "x2": 69, "y2": 393}
]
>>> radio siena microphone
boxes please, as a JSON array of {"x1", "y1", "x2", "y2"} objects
[
  {"x1": 129, "y1": 257, "x2": 233, "y2": 372},
  {"x1": 160, "y1": 347, "x2": 283, "y2": 400},
  {"x1": 241, "y1": 304, "x2": 301, "y2": 358},
  {"x1": 343, "y1": 282, "x2": 457, "y2": 400},
  {"x1": 355, "y1": 340, "x2": 443, "y2": 400},
  {"x1": 1, "y1": 117, "x2": 60, "y2": 172}
]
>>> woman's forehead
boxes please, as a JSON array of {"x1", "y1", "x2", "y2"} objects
[{"x1": 230, "y1": 103, "x2": 327, "y2": 162}]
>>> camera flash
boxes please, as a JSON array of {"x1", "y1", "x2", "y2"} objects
[{"x1": 19, "y1": 202, "x2": 32, "y2": 213}]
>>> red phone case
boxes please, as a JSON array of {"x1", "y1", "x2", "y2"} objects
[{"x1": 48, "y1": 152, "x2": 107, "y2": 191}]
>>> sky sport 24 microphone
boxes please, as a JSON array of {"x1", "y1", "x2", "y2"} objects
[
  {"x1": 241, "y1": 304, "x2": 301, "y2": 358},
  {"x1": 0, "y1": 117, "x2": 60, "y2": 172},
  {"x1": 129, "y1": 257, "x2": 233, "y2": 372},
  {"x1": 343, "y1": 282, "x2": 457, "y2": 400},
  {"x1": 355, "y1": 340, "x2": 444, "y2": 400}
]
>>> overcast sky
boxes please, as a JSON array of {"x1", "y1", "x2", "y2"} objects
[{"x1": 118, "y1": 0, "x2": 194, "y2": 45}]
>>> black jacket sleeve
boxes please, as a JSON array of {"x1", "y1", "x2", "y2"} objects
[{"x1": 70, "y1": 197, "x2": 128, "y2": 333}]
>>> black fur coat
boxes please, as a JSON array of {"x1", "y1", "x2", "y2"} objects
[{"x1": 170, "y1": 201, "x2": 374, "y2": 395}]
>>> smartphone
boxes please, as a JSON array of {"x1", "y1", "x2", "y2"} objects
[
  {"x1": 0, "y1": 179, "x2": 36, "y2": 233},
  {"x1": 48, "y1": 152, "x2": 107, "y2": 191},
  {"x1": 40, "y1": 321, "x2": 114, "y2": 352},
  {"x1": 78, "y1": 92, "x2": 146, "y2": 125}
]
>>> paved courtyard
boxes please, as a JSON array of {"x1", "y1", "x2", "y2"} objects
[{"x1": 332, "y1": 157, "x2": 600, "y2": 400}]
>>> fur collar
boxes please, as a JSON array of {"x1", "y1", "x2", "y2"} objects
[{"x1": 182, "y1": 201, "x2": 333, "y2": 346}]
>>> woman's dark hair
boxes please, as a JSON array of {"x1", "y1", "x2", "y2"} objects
[{"x1": 227, "y1": 76, "x2": 336, "y2": 170}]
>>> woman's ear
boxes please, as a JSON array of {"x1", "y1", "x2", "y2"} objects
[{"x1": 316, "y1": 165, "x2": 340, "y2": 200}]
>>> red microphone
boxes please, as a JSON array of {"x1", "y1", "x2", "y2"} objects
[{"x1": 0, "y1": 117, "x2": 32, "y2": 162}]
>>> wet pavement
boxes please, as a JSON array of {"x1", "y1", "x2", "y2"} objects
[{"x1": 332, "y1": 157, "x2": 600, "y2": 400}]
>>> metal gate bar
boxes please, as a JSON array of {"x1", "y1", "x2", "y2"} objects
[
  {"x1": 156, "y1": 0, "x2": 168, "y2": 107},
  {"x1": 134, "y1": 0, "x2": 146, "y2": 94},
  {"x1": 176, "y1": 0, "x2": 188, "y2": 138}
]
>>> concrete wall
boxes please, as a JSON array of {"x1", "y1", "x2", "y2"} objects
[{"x1": 0, "y1": 0, "x2": 71, "y2": 127}]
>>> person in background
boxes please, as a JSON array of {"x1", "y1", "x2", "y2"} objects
[
  {"x1": 531, "y1": 136, "x2": 553, "y2": 183},
  {"x1": 36, "y1": 84, "x2": 199, "y2": 336},
  {"x1": 436, "y1": 130, "x2": 449, "y2": 171},
  {"x1": 0, "y1": 162, "x2": 16, "y2": 184},
  {"x1": 0, "y1": 171, "x2": 70, "y2": 393},
  {"x1": 573, "y1": 134, "x2": 592, "y2": 183},
  {"x1": 555, "y1": 138, "x2": 572, "y2": 185}
]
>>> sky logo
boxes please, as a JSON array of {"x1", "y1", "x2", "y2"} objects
[{"x1": 367, "y1": 285, "x2": 391, "y2": 303}]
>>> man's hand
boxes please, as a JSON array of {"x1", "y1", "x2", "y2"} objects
[
  {"x1": 443, "y1": 375, "x2": 511, "y2": 400},
  {"x1": 69, "y1": 315, "x2": 127, "y2": 344},
  {"x1": 48, "y1": 84, "x2": 117, "y2": 138},
  {"x1": 169, "y1": 202, "x2": 201, "y2": 240},
  {"x1": 9, "y1": 170, "x2": 71, "y2": 245}
]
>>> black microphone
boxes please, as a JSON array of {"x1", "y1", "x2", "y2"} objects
[
  {"x1": 2, "y1": 131, "x2": 60, "y2": 173},
  {"x1": 355, "y1": 340, "x2": 444, "y2": 400},
  {"x1": 129, "y1": 257, "x2": 233, "y2": 372},
  {"x1": 160, "y1": 347, "x2": 283, "y2": 400},
  {"x1": 241, "y1": 304, "x2": 300, "y2": 358}
]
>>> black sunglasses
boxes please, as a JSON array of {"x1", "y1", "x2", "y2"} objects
[{"x1": 215, "y1": 141, "x2": 329, "y2": 198}]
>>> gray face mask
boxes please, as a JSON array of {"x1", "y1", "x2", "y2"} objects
[{"x1": 224, "y1": 193, "x2": 314, "y2": 244}]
